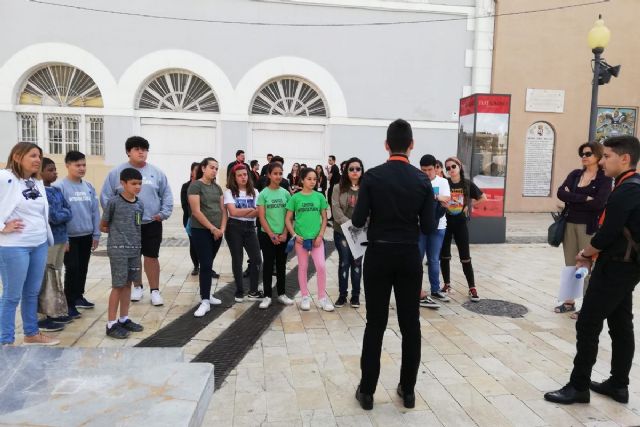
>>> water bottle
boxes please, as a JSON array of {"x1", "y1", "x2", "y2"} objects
[{"x1": 575, "y1": 267, "x2": 589, "y2": 279}]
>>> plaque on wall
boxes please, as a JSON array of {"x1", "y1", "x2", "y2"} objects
[
  {"x1": 525, "y1": 89, "x2": 565, "y2": 113},
  {"x1": 523, "y1": 122, "x2": 555, "y2": 197}
]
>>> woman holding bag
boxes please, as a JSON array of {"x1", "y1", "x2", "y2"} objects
[{"x1": 554, "y1": 142, "x2": 612, "y2": 317}]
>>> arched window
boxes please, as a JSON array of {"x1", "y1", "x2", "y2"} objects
[
  {"x1": 137, "y1": 70, "x2": 219, "y2": 112},
  {"x1": 16, "y1": 64, "x2": 104, "y2": 156},
  {"x1": 251, "y1": 77, "x2": 327, "y2": 117}
]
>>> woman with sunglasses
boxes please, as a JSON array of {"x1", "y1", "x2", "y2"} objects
[
  {"x1": 0, "y1": 142, "x2": 58, "y2": 346},
  {"x1": 440, "y1": 157, "x2": 486, "y2": 302},
  {"x1": 555, "y1": 142, "x2": 612, "y2": 318},
  {"x1": 331, "y1": 157, "x2": 365, "y2": 308}
]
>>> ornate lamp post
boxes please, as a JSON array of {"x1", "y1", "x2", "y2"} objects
[{"x1": 587, "y1": 16, "x2": 612, "y2": 142}]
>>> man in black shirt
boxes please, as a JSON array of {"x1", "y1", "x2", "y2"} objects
[
  {"x1": 327, "y1": 155, "x2": 340, "y2": 213},
  {"x1": 545, "y1": 136, "x2": 640, "y2": 405},
  {"x1": 259, "y1": 153, "x2": 273, "y2": 177},
  {"x1": 227, "y1": 150, "x2": 251, "y2": 183},
  {"x1": 352, "y1": 119, "x2": 436, "y2": 410}
]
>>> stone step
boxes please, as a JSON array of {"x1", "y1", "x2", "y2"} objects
[{"x1": 0, "y1": 348, "x2": 214, "y2": 427}]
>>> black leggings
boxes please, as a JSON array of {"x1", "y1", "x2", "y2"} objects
[
  {"x1": 440, "y1": 215, "x2": 475, "y2": 288},
  {"x1": 188, "y1": 236, "x2": 199, "y2": 268},
  {"x1": 225, "y1": 219, "x2": 262, "y2": 297},
  {"x1": 191, "y1": 228, "x2": 223, "y2": 300},
  {"x1": 258, "y1": 232, "x2": 287, "y2": 298}
]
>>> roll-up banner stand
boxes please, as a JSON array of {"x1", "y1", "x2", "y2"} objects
[{"x1": 457, "y1": 94, "x2": 511, "y2": 243}]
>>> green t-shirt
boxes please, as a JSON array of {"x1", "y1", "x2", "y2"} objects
[
  {"x1": 256, "y1": 186, "x2": 291, "y2": 234},
  {"x1": 187, "y1": 180, "x2": 223, "y2": 228},
  {"x1": 285, "y1": 191, "x2": 328, "y2": 239}
]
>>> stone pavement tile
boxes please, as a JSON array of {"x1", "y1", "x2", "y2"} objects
[
  {"x1": 446, "y1": 353, "x2": 493, "y2": 377},
  {"x1": 291, "y1": 363, "x2": 324, "y2": 389},
  {"x1": 444, "y1": 382, "x2": 512, "y2": 427},
  {"x1": 518, "y1": 370, "x2": 563, "y2": 392},
  {"x1": 296, "y1": 387, "x2": 332, "y2": 411},
  {"x1": 335, "y1": 414, "x2": 374, "y2": 427},
  {"x1": 587, "y1": 394, "x2": 640, "y2": 426},
  {"x1": 367, "y1": 402, "x2": 406, "y2": 426},
  {"x1": 233, "y1": 390, "x2": 268, "y2": 418},
  {"x1": 523, "y1": 399, "x2": 584, "y2": 427},
  {"x1": 267, "y1": 388, "x2": 301, "y2": 422},
  {"x1": 496, "y1": 375, "x2": 543, "y2": 401},
  {"x1": 426, "y1": 359, "x2": 467, "y2": 386},
  {"x1": 415, "y1": 378, "x2": 476, "y2": 427},
  {"x1": 301, "y1": 409, "x2": 337, "y2": 426},
  {"x1": 401, "y1": 410, "x2": 443, "y2": 427},
  {"x1": 466, "y1": 375, "x2": 510, "y2": 397},
  {"x1": 233, "y1": 414, "x2": 270, "y2": 426},
  {"x1": 487, "y1": 394, "x2": 545, "y2": 426}
]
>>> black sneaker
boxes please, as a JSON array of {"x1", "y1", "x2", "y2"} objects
[
  {"x1": 334, "y1": 295, "x2": 347, "y2": 307},
  {"x1": 431, "y1": 291, "x2": 451, "y2": 302},
  {"x1": 68, "y1": 305, "x2": 82, "y2": 319},
  {"x1": 419, "y1": 296, "x2": 440, "y2": 309},
  {"x1": 247, "y1": 291, "x2": 264, "y2": 300},
  {"x1": 106, "y1": 323, "x2": 130, "y2": 339},
  {"x1": 211, "y1": 270, "x2": 220, "y2": 279},
  {"x1": 75, "y1": 297, "x2": 95, "y2": 309},
  {"x1": 350, "y1": 296, "x2": 361, "y2": 308},
  {"x1": 49, "y1": 315, "x2": 73, "y2": 324},
  {"x1": 191, "y1": 267, "x2": 199, "y2": 276},
  {"x1": 118, "y1": 319, "x2": 144, "y2": 333},
  {"x1": 37, "y1": 318, "x2": 65, "y2": 332}
]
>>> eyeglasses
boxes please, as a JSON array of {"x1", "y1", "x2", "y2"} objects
[
  {"x1": 579, "y1": 152, "x2": 594, "y2": 158},
  {"x1": 348, "y1": 167, "x2": 362, "y2": 172},
  {"x1": 23, "y1": 179, "x2": 42, "y2": 200},
  {"x1": 445, "y1": 164, "x2": 458, "y2": 171}
]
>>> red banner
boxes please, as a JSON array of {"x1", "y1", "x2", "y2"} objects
[
  {"x1": 459, "y1": 96, "x2": 476, "y2": 117},
  {"x1": 476, "y1": 95, "x2": 510, "y2": 114}
]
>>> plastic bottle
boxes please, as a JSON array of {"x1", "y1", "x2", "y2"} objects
[{"x1": 575, "y1": 267, "x2": 589, "y2": 279}]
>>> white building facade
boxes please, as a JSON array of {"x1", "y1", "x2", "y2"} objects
[{"x1": 0, "y1": 0, "x2": 494, "y2": 199}]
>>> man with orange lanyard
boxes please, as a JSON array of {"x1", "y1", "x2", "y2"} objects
[
  {"x1": 545, "y1": 136, "x2": 640, "y2": 405},
  {"x1": 352, "y1": 119, "x2": 436, "y2": 410}
]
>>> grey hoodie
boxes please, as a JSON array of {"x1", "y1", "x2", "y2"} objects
[{"x1": 54, "y1": 178, "x2": 101, "y2": 240}]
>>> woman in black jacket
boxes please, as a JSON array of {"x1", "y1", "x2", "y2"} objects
[
  {"x1": 181, "y1": 163, "x2": 200, "y2": 275},
  {"x1": 555, "y1": 141, "x2": 612, "y2": 318},
  {"x1": 314, "y1": 164, "x2": 327, "y2": 196}
]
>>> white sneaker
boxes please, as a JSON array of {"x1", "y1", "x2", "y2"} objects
[
  {"x1": 209, "y1": 296, "x2": 222, "y2": 305},
  {"x1": 234, "y1": 296, "x2": 244, "y2": 303},
  {"x1": 194, "y1": 300, "x2": 210, "y2": 317},
  {"x1": 319, "y1": 298, "x2": 335, "y2": 312},
  {"x1": 150, "y1": 290, "x2": 164, "y2": 306},
  {"x1": 277, "y1": 295, "x2": 294, "y2": 306},
  {"x1": 300, "y1": 296, "x2": 311, "y2": 311},
  {"x1": 131, "y1": 286, "x2": 143, "y2": 302},
  {"x1": 259, "y1": 297, "x2": 272, "y2": 309}
]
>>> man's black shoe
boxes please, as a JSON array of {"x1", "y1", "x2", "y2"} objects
[
  {"x1": 191, "y1": 267, "x2": 199, "y2": 276},
  {"x1": 212, "y1": 270, "x2": 220, "y2": 279},
  {"x1": 396, "y1": 383, "x2": 415, "y2": 408},
  {"x1": 75, "y1": 297, "x2": 95, "y2": 309},
  {"x1": 355, "y1": 386, "x2": 373, "y2": 410},
  {"x1": 334, "y1": 295, "x2": 347, "y2": 308},
  {"x1": 590, "y1": 379, "x2": 629, "y2": 403},
  {"x1": 544, "y1": 384, "x2": 590, "y2": 404}
]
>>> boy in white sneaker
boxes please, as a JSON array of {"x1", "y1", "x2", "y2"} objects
[{"x1": 100, "y1": 168, "x2": 145, "y2": 339}]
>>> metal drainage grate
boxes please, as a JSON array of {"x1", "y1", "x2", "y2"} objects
[{"x1": 461, "y1": 299, "x2": 528, "y2": 318}]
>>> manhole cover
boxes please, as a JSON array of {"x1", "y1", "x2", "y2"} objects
[{"x1": 462, "y1": 299, "x2": 528, "y2": 318}]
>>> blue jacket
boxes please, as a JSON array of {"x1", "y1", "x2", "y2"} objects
[{"x1": 46, "y1": 186, "x2": 72, "y2": 245}]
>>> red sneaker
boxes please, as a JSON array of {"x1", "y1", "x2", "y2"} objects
[{"x1": 468, "y1": 287, "x2": 480, "y2": 302}]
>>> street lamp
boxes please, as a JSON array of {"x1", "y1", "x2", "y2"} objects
[{"x1": 587, "y1": 15, "x2": 620, "y2": 142}]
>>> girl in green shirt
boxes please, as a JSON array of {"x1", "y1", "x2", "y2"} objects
[{"x1": 285, "y1": 168, "x2": 333, "y2": 312}]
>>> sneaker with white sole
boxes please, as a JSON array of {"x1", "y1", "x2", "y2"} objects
[
  {"x1": 150, "y1": 290, "x2": 164, "y2": 306},
  {"x1": 319, "y1": 298, "x2": 334, "y2": 312},
  {"x1": 431, "y1": 291, "x2": 450, "y2": 302},
  {"x1": 131, "y1": 286, "x2": 143, "y2": 302},
  {"x1": 194, "y1": 300, "x2": 211, "y2": 317},
  {"x1": 209, "y1": 296, "x2": 222, "y2": 305},
  {"x1": 300, "y1": 296, "x2": 311, "y2": 311},
  {"x1": 259, "y1": 297, "x2": 272, "y2": 309},
  {"x1": 419, "y1": 296, "x2": 440, "y2": 309},
  {"x1": 277, "y1": 295, "x2": 294, "y2": 305},
  {"x1": 468, "y1": 287, "x2": 480, "y2": 302},
  {"x1": 23, "y1": 332, "x2": 60, "y2": 346},
  {"x1": 234, "y1": 295, "x2": 244, "y2": 303}
]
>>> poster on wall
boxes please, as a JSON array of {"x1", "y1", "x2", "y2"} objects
[
  {"x1": 595, "y1": 106, "x2": 637, "y2": 143},
  {"x1": 523, "y1": 122, "x2": 555, "y2": 197}
]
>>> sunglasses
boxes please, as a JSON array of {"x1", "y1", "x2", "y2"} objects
[
  {"x1": 579, "y1": 152, "x2": 594, "y2": 158},
  {"x1": 445, "y1": 164, "x2": 458, "y2": 171},
  {"x1": 348, "y1": 167, "x2": 362, "y2": 172},
  {"x1": 22, "y1": 179, "x2": 42, "y2": 200}
]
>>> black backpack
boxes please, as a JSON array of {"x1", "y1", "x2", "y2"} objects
[{"x1": 618, "y1": 177, "x2": 640, "y2": 265}]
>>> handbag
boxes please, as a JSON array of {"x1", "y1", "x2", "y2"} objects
[
  {"x1": 38, "y1": 264, "x2": 68, "y2": 317},
  {"x1": 547, "y1": 210, "x2": 567, "y2": 247}
]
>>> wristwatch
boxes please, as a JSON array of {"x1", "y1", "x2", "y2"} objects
[{"x1": 579, "y1": 250, "x2": 592, "y2": 260}]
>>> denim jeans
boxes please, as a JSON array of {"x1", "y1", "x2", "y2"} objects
[
  {"x1": 191, "y1": 228, "x2": 223, "y2": 301},
  {"x1": 334, "y1": 231, "x2": 361, "y2": 297},
  {"x1": 418, "y1": 229, "x2": 445, "y2": 294},
  {"x1": 0, "y1": 242, "x2": 48, "y2": 344}
]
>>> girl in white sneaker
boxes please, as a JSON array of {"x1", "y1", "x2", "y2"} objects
[
  {"x1": 285, "y1": 168, "x2": 333, "y2": 312},
  {"x1": 257, "y1": 162, "x2": 294, "y2": 309}
]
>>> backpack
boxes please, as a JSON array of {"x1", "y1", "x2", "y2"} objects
[{"x1": 618, "y1": 176, "x2": 640, "y2": 265}]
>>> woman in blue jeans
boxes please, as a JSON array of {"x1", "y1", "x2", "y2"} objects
[
  {"x1": 331, "y1": 157, "x2": 364, "y2": 308},
  {"x1": 0, "y1": 142, "x2": 58, "y2": 346}
]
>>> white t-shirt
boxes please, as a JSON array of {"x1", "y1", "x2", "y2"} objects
[
  {"x1": 223, "y1": 189, "x2": 259, "y2": 222},
  {"x1": 1, "y1": 178, "x2": 48, "y2": 247},
  {"x1": 431, "y1": 175, "x2": 450, "y2": 230}
]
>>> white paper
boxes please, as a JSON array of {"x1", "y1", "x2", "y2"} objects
[
  {"x1": 340, "y1": 220, "x2": 368, "y2": 260},
  {"x1": 558, "y1": 266, "x2": 585, "y2": 301}
]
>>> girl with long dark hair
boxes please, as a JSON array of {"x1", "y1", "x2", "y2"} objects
[
  {"x1": 331, "y1": 157, "x2": 364, "y2": 308},
  {"x1": 440, "y1": 156, "x2": 486, "y2": 302},
  {"x1": 314, "y1": 164, "x2": 327, "y2": 195},
  {"x1": 287, "y1": 163, "x2": 301, "y2": 194}
]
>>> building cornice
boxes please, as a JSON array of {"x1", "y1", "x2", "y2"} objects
[{"x1": 255, "y1": 0, "x2": 474, "y2": 15}]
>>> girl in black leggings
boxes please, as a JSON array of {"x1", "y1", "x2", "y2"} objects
[{"x1": 440, "y1": 156, "x2": 487, "y2": 302}]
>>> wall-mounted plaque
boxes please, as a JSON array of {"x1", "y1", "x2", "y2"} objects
[
  {"x1": 523, "y1": 122, "x2": 555, "y2": 197},
  {"x1": 525, "y1": 89, "x2": 565, "y2": 113}
]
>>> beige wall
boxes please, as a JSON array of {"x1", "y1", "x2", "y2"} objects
[{"x1": 493, "y1": 0, "x2": 640, "y2": 212}]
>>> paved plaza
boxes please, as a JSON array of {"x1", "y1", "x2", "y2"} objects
[{"x1": 4, "y1": 213, "x2": 640, "y2": 426}]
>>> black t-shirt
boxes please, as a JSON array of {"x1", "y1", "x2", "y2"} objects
[
  {"x1": 329, "y1": 164, "x2": 340, "y2": 186},
  {"x1": 446, "y1": 179, "x2": 482, "y2": 217}
]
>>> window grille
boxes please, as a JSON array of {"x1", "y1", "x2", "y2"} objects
[
  {"x1": 138, "y1": 71, "x2": 219, "y2": 112},
  {"x1": 19, "y1": 64, "x2": 103, "y2": 107},
  {"x1": 87, "y1": 116, "x2": 104, "y2": 156},
  {"x1": 17, "y1": 113, "x2": 38, "y2": 143},
  {"x1": 251, "y1": 78, "x2": 327, "y2": 117},
  {"x1": 45, "y1": 114, "x2": 80, "y2": 154}
]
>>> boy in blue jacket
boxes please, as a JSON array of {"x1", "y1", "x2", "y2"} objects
[{"x1": 38, "y1": 158, "x2": 73, "y2": 331}]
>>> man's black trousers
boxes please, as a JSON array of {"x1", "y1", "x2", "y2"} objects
[
  {"x1": 570, "y1": 259, "x2": 640, "y2": 390},
  {"x1": 360, "y1": 243, "x2": 422, "y2": 395}
]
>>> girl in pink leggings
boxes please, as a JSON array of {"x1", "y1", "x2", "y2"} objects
[{"x1": 285, "y1": 168, "x2": 333, "y2": 312}]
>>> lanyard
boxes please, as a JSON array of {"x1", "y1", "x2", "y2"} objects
[
  {"x1": 598, "y1": 170, "x2": 636, "y2": 226},
  {"x1": 388, "y1": 155, "x2": 409, "y2": 164}
]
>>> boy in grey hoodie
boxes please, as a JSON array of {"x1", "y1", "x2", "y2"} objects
[
  {"x1": 54, "y1": 151, "x2": 101, "y2": 318},
  {"x1": 100, "y1": 136, "x2": 173, "y2": 306}
]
